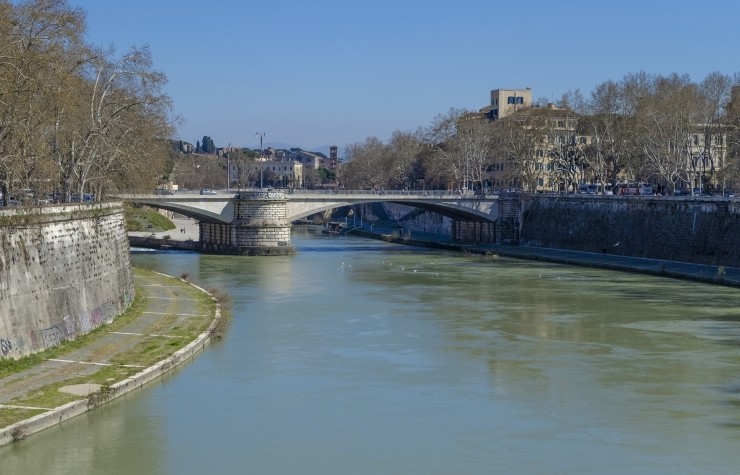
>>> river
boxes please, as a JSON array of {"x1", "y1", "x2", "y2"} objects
[{"x1": 2, "y1": 226, "x2": 740, "y2": 474}]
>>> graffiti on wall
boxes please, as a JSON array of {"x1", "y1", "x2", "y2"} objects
[
  {"x1": 0, "y1": 337, "x2": 11, "y2": 356},
  {"x1": 0, "y1": 320, "x2": 23, "y2": 357},
  {"x1": 91, "y1": 307, "x2": 102, "y2": 327},
  {"x1": 41, "y1": 324, "x2": 64, "y2": 348},
  {"x1": 78, "y1": 311, "x2": 93, "y2": 334},
  {"x1": 63, "y1": 315, "x2": 77, "y2": 340}
]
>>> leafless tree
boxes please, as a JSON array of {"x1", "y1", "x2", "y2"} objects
[
  {"x1": 0, "y1": 0, "x2": 86, "y2": 203},
  {"x1": 632, "y1": 73, "x2": 701, "y2": 193},
  {"x1": 422, "y1": 107, "x2": 470, "y2": 189},
  {"x1": 449, "y1": 117, "x2": 493, "y2": 192},
  {"x1": 384, "y1": 129, "x2": 424, "y2": 189},
  {"x1": 342, "y1": 137, "x2": 386, "y2": 190},
  {"x1": 492, "y1": 108, "x2": 548, "y2": 192}
]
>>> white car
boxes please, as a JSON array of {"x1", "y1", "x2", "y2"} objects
[{"x1": 200, "y1": 189, "x2": 217, "y2": 195}]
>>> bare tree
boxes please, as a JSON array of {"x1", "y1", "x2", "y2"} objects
[
  {"x1": 633, "y1": 73, "x2": 701, "y2": 193},
  {"x1": 422, "y1": 107, "x2": 470, "y2": 190},
  {"x1": 0, "y1": 0, "x2": 86, "y2": 203},
  {"x1": 692, "y1": 72, "x2": 734, "y2": 192},
  {"x1": 580, "y1": 80, "x2": 630, "y2": 189},
  {"x1": 384, "y1": 130, "x2": 424, "y2": 189},
  {"x1": 342, "y1": 137, "x2": 386, "y2": 190},
  {"x1": 492, "y1": 108, "x2": 548, "y2": 192},
  {"x1": 450, "y1": 117, "x2": 493, "y2": 192},
  {"x1": 55, "y1": 44, "x2": 172, "y2": 200}
]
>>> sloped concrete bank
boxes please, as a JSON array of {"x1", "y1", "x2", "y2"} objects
[{"x1": 0, "y1": 273, "x2": 222, "y2": 447}]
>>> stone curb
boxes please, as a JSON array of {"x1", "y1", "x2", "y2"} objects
[{"x1": 0, "y1": 273, "x2": 222, "y2": 447}]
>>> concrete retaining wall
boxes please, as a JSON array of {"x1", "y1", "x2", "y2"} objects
[
  {"x1": 0, "y1": 203, "x2": 134, "y2": 359},
  {"x1": 519, "y1": 195, "x2": 740, "y2": 266}
]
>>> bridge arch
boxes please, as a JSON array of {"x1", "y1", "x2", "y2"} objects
[
  {"x1": 285, "y1": 198, "x2": 499, "y2": 223},
  {"x1": 125, "y1": 196, "x2": 235, "y2": 223}
]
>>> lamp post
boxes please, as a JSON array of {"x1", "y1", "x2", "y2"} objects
[
  {"x1": 226, "y1": 142, "x2": 231, "y2": 193},
  {"x1": 255, "y1": 132, "x2": 266, "y2": 189}
]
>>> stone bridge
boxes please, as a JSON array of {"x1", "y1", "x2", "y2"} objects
[{"x1": 119, "y1": 190, "x2": 517, "y2": 255}]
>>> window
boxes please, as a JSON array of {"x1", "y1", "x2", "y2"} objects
[
  {"x1": 507, "y1": 96, "x2": 515, "y2": 104},
  {"x1": 517, "y1": 97, "x2": 524, "y2": 104}
]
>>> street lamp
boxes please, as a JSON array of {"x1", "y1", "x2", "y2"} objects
[
  {"x1": 226, "y1": 142, "x2": 231, "y2": 193},
  {"x1": 255, "y1": 132, "x2": 266, "y2": 189}
]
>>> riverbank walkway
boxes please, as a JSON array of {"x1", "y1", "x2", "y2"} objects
[{"x1": 0, "y1": 269, "x2": 221, "y2": 446}]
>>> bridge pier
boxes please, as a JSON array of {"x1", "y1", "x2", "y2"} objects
[{"x1": 199, "y1": 190, "x2": 294, "y2": 256}]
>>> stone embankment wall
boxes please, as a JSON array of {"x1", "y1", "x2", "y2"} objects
[
  {"x1": 0, "y1": 202, "x2": 134, "y2": 359},
  {"x1": 519, "y1": 195, "x2": 740, "y2": 266}
]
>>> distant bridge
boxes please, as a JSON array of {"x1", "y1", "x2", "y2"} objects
[{"x1": 118, "y1": 190, "x2": 515, "y2": 255}]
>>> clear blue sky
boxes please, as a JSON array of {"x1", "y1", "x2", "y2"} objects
[{"x1": 70, "y1": 0, "x2": 740, "y2": 154}]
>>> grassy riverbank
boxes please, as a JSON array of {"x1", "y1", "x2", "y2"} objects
[{"x1": 0, "y1": 268, "x2": 225, "y2": 432}]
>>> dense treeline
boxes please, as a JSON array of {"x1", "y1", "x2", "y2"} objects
[
  {"x1": 0, "y1": 0, "x2": 173, "y2": 204},
  {"x1": 343, "y1": 72, "x2": 740, "y2": 194}
]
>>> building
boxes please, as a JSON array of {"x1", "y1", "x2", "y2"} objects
[
  {"x1": 283, "y1": 150, "x2": 330, "y2": 170},
  {"x1": 257, "y1": 160, "x2": 303, "y2": 189},
  {"x1": 484, "y1": 88, "x2": 533, "y2": 121}
]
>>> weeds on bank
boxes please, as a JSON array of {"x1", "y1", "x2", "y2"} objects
[
  {"x1": 208, "y1": 288, "x2": 232, "y2": 339},
  {"x1": 0, "y1": 409, "x2": 43, "y2": 430}
]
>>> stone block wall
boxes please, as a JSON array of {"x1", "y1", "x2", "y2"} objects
[
  {"x1": 0, "y1": 203, "x2": 134, "y2": 359},
  {"x1": 519, "y1": 195, "x2": 740, "y2": 266},
  {"x1": 199, "y1": 191, "x2": 294, "y2": 255}
]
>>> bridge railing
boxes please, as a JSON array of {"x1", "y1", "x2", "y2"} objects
[
  {"x1": 286, "y1": 189, "x2": 493, "y2": 198},
  {"x1": 115, "y1": 189, "x2": 502, "y2": 200}
]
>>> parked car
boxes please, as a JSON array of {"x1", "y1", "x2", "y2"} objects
[
  {"x1": 71, "y1": 193, "x2": 94, "y2": 202},
  {"x1": 155, "y1": 188, "x2": 174, "y2": 195},
  {"x1": 200, "y1": 189, "x2": 217, "y2": 195}
]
